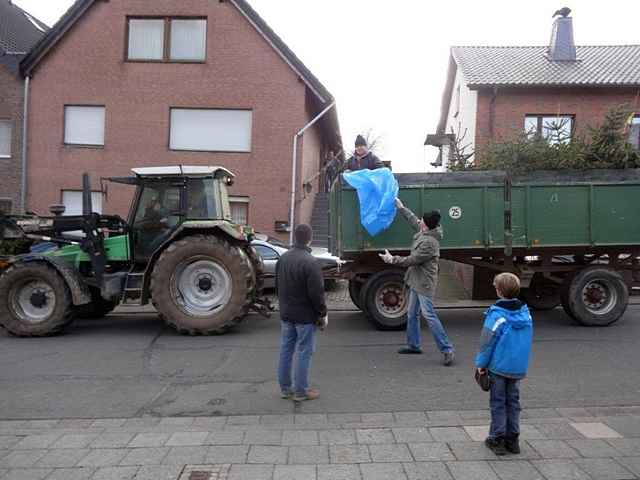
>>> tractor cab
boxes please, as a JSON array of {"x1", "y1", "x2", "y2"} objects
[{"x1": 108, "y1": 166, "x2": 236, "y2": 263}]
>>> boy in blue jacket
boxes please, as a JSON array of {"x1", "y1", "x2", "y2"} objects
[{"x1": 475, "y1": 273, "x2": 533, "y2": 456}]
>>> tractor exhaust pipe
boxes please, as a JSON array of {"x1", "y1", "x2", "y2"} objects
[{"x1": 82, "y1": 173, "x2": 92, "y2": 215}]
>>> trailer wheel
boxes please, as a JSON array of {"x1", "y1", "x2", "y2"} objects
[
  {"x1": 0, "y1": 262, "x2": 73, "y2": 336},
  {"x1": 151, "y1": 235, "x2": 255, "y2": 335},
  {"x1": 567, "y1": 267, "x2": 628, "y2": 326},
  {"x1": 521, "y1": 274, "x2": 561, "y2": 311},
  {"x1": 363, "y1": 271, "x2": 408, "y2": 331}
]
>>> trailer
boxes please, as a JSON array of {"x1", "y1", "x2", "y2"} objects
[{"x1": 330, "y1": 169, "x2": 640, "y2": 330}]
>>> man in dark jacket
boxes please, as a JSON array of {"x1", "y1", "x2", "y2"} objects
[
  {"x1": 276, "y1": 224, "x2": 328, "y2": 402},
  {"x1": 346, "y1": 135, "x2": 384, "y2": 171},
  {"x1": 379, "y1": 198, "x2": 455, "y2": 366}
]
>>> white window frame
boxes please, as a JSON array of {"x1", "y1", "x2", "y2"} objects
[
  {"x1": 630, "y1": 115, "x2": 640, "y2": 150},
  {"x1": 126, "y1": 17, "x2": 207, "y2": 63},
  {"x1": 229, "y1": 196, "x2": 250, "y2": 226},
  {"x1": 0, "y1": 119, "x2": 12, "y2": 158},
  {"x1": 169, "y1": 108, "x2": 253, "y2": 153},
  {"x1": 64, "y1": 105, "x2": 106, "y2": 147}
]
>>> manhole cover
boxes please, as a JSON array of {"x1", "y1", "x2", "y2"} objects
[{"x1": 178, "y1": 465, "x2": 230, "y2": 480}]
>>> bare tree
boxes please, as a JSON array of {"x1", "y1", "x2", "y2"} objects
[
  {"x1": 447, "y1": 122, "x2": 475, "y2": 171},
  {"x1": 361, "y1": 128, "x2": 384, "y2": 155}
]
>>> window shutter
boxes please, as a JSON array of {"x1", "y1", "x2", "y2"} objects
[
  {"x1": 0, "y1": 120, "x2": 12, "y2": 158},
  {"x1": 170, "y1": 19, "x2": 207, "y2": 61},
  {"x1": 62, "y1": 191, "x2": 103, "y2": 216},
  {"x1": 128, "y1": 19, "x2": 165, "y2": 60},
  {"x1": 64, "y1": 106, "x2": 106, "y2": 146},
  {"x1": 170, "y1": 109, "x2": 253, "y2": 152}
]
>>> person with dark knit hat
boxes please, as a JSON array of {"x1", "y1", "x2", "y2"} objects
[
  {"x1": 276, "y1": 224, "x2": 328, "y2": 402},
  {"x1": 346, "y1": 135, "x2": 384, "y2": 171},
  {"x1": 379, "y1": 198, "x2": 455, "y2": 366}
]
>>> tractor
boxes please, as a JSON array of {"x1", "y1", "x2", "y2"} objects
[{"x1": 0, "y1": 166, "x2": 271, "y2": 337}]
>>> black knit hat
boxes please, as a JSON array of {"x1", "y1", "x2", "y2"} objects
[
  {"x1": 422, "y1": 210, "x2": 441, "y2": 230},
  {"x1": 355, "y1": 135, "x2": 367, "y2": 147}
]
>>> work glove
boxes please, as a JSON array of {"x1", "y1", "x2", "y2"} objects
[
  {"x1": 317, "y1": 315, "x2": 328, "y2": 331},
  {"x1": 379, "y1": 249, "x2": 394, "y2": 264}
]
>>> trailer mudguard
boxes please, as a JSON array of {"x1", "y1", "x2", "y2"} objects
[{"x1": 8, "y1": 255, "x2": 92, "y2": 306}]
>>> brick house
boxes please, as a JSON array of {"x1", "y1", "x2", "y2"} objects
[
  {"x1": 0, "y1": 0, "x2": 47, "y2": 214},
  {"x1": 426, "y1": 14, "x2": 640, "y2": 169},
  {"x1": 20, "y1": 0, "x2": 341, "y2": 240}
]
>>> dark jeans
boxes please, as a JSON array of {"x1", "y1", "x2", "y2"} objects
[{"x1": 489, "y1": 373, "x2": 521, "y2": 439}]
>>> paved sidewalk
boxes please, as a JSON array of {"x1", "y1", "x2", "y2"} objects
[{"x1": 1, "y1": 407, "x2": 639, "y2": 479}]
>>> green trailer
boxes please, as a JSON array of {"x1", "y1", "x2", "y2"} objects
[{"x1": 330, "y1": 169, "x2": 640, "y2": 329}]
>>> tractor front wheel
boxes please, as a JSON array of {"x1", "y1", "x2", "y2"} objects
[
  {"x1": 0, "y1": 262, "x2": 73, "y2": 336},
  {"x1": 151, "y1": 235, "x2": 255, "y2": 335}
]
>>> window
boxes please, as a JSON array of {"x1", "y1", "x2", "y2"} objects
[
  {"x1": 170, "y1": 108, "x2": 253, "y2": 152},
  {"x1": 0, "y1": 120, "x2": 12, "y2": 158},
  {"x1": 187, "y1": 178, "x2": 218, "y2": 219},
  {"x1": 64, "y1": 106, "x2": 106, "y2": 146},
  {"x1": 61, "y1": 191, "x2": 103, "y2": 216},
  {"x1": 525, "y1": 115, "x2": 574, "y2": 144},
  {"x1": 0, "y1": 199, "x2": 12, "y2": 214},
  {"x1": 254, "y1": 245, "x2": 279, "y2": 261},
  {"x1": 127, "y1": 18, "x2": 207, "y2": 62},
  {"x1": 230, "y1": 196, "x2": 249, "y2": 225},
  {"x1": 629, "y1": 115, "x2": 640, "y2": 150}
]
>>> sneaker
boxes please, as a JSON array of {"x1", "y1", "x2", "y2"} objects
[
  {"x1": 504, "y1": 435, "x2": 521, "y2": 454},
  {"x1": 293, "y1": 388, "x2": 320, "y2": 402},
  {"x1": 398, "y1": 347, "x2": 423, "y2": 354},
  {"x1": 443, "y1": 351, "x2": 455, "y2": 366},
  {"x1": 485, "y1": 437, "x2": 507, "y2": 456},
  {"x1": 280, "y1": 391, "x2": 293, "y2": 400}
]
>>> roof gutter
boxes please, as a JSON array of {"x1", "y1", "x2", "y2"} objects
[
  {"x1": 289, "y1": 101, "x2": 336, "y2": 245},
  {"x1": 20, "y1": 75, "x2": 30, "y2": 213}
]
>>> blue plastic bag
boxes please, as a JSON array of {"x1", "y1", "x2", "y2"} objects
[{"x1": 343, "y1": 168, "x2": 399, "y2": 237}]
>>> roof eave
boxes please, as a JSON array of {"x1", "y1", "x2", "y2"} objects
[{"x1": 466, "y1": 82, "x2": 640, "y2": 90}]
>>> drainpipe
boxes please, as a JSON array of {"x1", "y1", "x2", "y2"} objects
[
  {"x1": 288, "y1": 101, "x2": 336, "y2": 245},
  {"x1": 20, "y1": 75, "x2": 30, "y2": 214}
]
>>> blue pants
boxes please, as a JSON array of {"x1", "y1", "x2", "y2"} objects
[
  {"x1": 278, "y1": 321, "x2": 317, "y2": 396},
  {"x1": 406, "y1": 289, "x2": 454, "y2": 353},
  {"x1": 489, "y1": 374, "x2": 521, "y2": 439}
]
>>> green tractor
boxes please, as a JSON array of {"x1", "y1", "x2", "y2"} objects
[{"x1": 0, "y1": 166, "x2": 271, "y2": 337}]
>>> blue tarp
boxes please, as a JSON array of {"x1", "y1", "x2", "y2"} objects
[{"x1": 343, "y1": 168, "x2": 399, "y2": 237}]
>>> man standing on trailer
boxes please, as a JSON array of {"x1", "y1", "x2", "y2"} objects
[
  {"x1": 379, "y1": 199, "x2": 455, "y2": 366},
  {"x1": 346, "y1": 135, "x2": 384, "y2": 171}
]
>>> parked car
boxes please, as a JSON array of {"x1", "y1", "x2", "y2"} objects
[{"x1": 251, "y1": 235, "x2": 341, "y2": 290}]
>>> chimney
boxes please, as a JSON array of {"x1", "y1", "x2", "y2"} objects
[{"x1": 548, "y1": 16, "x2": 577, "y2": 61}]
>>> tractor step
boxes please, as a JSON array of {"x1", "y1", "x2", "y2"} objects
[{"x1": 122, "y1": 271, "x2": 145, "y2": 305}]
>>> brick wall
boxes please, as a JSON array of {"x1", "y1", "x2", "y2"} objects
[
  {"x1": 475, "y1": 86, "x2": 640, "y2": 157},
  {"x1": 0, "y1": 63, "x2": 24, "y2": 213},
  {"x1": 26, "y1": 0, "x2": 333, "y2": 239}
]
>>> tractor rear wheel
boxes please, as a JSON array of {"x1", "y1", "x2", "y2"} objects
[
  {"x1": 0, "y1": 262, "x2": 73, "y2": 336},
  {"x1": 151, "y1": 235, "x2": 255, "y2": 335}
]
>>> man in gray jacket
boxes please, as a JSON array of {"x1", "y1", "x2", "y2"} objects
[{"x1": 379, "y1": 198, "x2": 455, "y2": 366}]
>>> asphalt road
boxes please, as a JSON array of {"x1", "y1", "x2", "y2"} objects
[{"x1": 1, "y1": 305, "x2": 639, "y2": 419}]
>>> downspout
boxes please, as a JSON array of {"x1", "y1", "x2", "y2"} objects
[
  {"x1": 288, "y1": 101, "x2": 336, "y2": 245},
  {"x1": 20, "y1": 75, "x2": 30, "y2": 214}
]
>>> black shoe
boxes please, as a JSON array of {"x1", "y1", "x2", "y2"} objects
[
  {"x1": 504, "y1": 435, "x2": 521, "y2": 454},
  {"x1": 398, "y1": 347, "x2": 423, "y2": 354},
  {"x1": 443, "y1": 351, "x2": 455, "y2": 366},
  {"x1": 485, "y1": 437, "x2": 508, "y2": 456}
]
